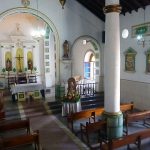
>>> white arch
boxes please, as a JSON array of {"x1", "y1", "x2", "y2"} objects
[
  {"x1": 0, "y1": 7, "x2": 60, "y2": 83},
  {"x1": 72, "y1": 35, "x2": 102, "y2": 91}
]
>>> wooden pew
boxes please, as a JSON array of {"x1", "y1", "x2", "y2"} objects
[
  {"x1": 124, "y1": 110, "x2": 150, "y2": 135},
  {"x1": 80, "y1": 120, "x2": 106, "y2": 149},
  {"x1": 0, "y1": 119, "x2": 30, "y2": 134},
  {"x1": 101, "y1": 133, "x2": 140, "y2": 150},
  {"x1": 0, "y1": 111, "x2": 5, "y2": 120},
  {"x1": 67, "y1": 102, "x2": 134, "y2": 132},
  {"x1": 0, "y1": 130, "x2": 41, "y2": 150},
  {"x1": 101, "y1": 128, "x2": 150, "y2": 150}
]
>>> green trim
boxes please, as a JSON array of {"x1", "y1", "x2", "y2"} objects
[
  {"x1": 0, "y1": 7, "x2": 60, "y2": 83},
  {"x1": 102, "y1": 111, "x2": 123, "y2": 139}
]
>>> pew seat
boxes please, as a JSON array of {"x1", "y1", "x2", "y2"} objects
[
  {"x1": 0, "y1": 119, "x2": 30, "y2": 138},
  {"x1": 67, "y1": 102, "x2": 134, "y2": 133},
  {"x1": 80, "y1": 120, "x2": 107, "y2": 149},
  {"x1": 101, "y1": 128, "x2": 150, "y2": 150},
  {"x1": 0, "y1": 130, "x2": 41, "y2": 150},
  {"x1": 124, "y1": 110, "x2": 150, "y2": 135}
]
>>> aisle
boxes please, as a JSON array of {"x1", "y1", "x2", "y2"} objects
[
  {"x1": 3, "y1": 96, "x2": 89, "y2": 150},
  {"x1": 30, "y1": 115, "x2": 89, "y2": 150}
]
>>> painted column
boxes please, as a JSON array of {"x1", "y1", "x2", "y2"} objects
[{"x1": 103, "y1": 0, "x2": 123, "y2": 139}]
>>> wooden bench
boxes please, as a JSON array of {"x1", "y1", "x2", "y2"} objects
[
  {"x1": 0, "y1": 130, "x2": 41, "y2": 150},
  {"x1": 0, "y1": 111, "x2": 5, "y2": 120},
  {"x1": 101, "y1": 128, "x2": 150, "y2": 150},
  {"x1": 124, "y1": 110, "x2": 150, "y2": 135},
  {"x1": 67, "y1": 102, "x2": 134, "y2": 132},
  {"x1": 80, "y1": 120, "x2": 106, "y2": 149},
  {"x1": 0, "y1": 119, "x2": 30, "y2": 134}
]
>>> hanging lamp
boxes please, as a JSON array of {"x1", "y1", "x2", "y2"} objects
[{"x1": 59, "y1": 0, "x2": 66, "y2": 9}]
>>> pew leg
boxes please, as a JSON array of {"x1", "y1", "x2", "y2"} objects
[{"x1": 127, "y1": 144, "x2": 131, "y2": 150}]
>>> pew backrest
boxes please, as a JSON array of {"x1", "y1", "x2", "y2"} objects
[
  {"x1": 67, "y1": 102, "x2": 134, "y2": 132},
  {"x1": 0, "y1": 131, "x2": 40, "y2": 150},
  {"x1": 101, "y1": 128, "x2": 150, "y2": 150},
  {"x1": 0, "y1": 119, "x2": 30, "y2": 134},
  {"x1": 126, "y1": 110, "x2": 150, "y2": 123}
]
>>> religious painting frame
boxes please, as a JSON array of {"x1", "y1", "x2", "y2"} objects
[
  {"x1": 124, "y1": 47, "x2": 137, "y2": 72},
  {"x1": 145, "y1": 48, "x2": 150, "y2": 73},
  {"x1": 45, "y1": 68, "x2": 50, "y2": 73},
  {"x1": 45, "y1": 41, "x2": 49, "y2": 46}
]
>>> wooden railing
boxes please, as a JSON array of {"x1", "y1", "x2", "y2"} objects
[{"x1": 76, "y1": 82, "x2": 98, "y2": 96}]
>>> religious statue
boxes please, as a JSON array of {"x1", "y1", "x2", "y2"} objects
[
  {"x1": 28, "y1": 59, "x2": 33, "y2": 70},
  {"x1": 63, "y1": 40, "x2": 70, "y2": 59},
  {"x1": 63, "y1": 77, "x2": 80, "y2": 102},
  {"x1": 6, "y1": 58, "x2": 12, "y2": 71}
]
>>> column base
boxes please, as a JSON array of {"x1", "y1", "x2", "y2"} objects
[{"x1": 102, "y1": 111, "x2": 123, "y2": 139}]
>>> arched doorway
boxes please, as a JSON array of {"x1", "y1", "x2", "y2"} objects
[
  {"x1": 72, "y1": 35, "x2": 102, "y2": 92},
  {"x1": 0, "y1": 7, "x2": 60, "y2": 97}
]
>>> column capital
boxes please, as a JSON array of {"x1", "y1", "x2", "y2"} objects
[{"x1": 103, "y1": 4, "x2": 122, "y2": 13}]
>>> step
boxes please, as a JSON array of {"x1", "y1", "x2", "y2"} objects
[
  {"x1": 81, "y1": 99, "x2": 104, "y2": 106},
  {"x1": 48, "y1": 103, "x2": 62, "y2": 110},
  {"x1": 50, "y1": 108, "x2": 62, "y2": 114},
  {"x1": 81, "y1": 95, "x2": 104, "y2": 101},
  {"x1": 82, "y1": 103, "x2": 103, "y2": 110}
]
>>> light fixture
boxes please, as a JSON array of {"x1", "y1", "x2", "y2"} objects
[
  {"x1": 21, "y1": 0, "x2": 30, "y2": 7},
  {"x1": 135, "y1": 9, "x2": 148, "y2": 48},
  {"x1": 83, "y1": 40, "x2": 92, "y2": 45},
  {"x1": 31, "y1": 0, "x2": 46, "y2": 40},
  {"x1": 122, "y1": 29, "x2": 129, "y2": 39},
  {"x1": 59, "y1": 0, "x2": 66, "y2": 9}
]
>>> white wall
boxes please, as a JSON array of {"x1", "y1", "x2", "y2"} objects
[
  {"x1": 120, "y1": 6, "x2": 150, "y2": 109},
  {"x1": 0, "y1": 0, "x2": 104, "y2": 84}
]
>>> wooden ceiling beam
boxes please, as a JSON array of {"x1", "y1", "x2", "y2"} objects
[
  {"x1": 76, "y1": 0, "x2": 105, "y2": 21},
  {"x1": 132, "y1": 0, "x2": 142, "y2": 7},
  {"x1": 125, "y1": 0, "x2": 139, "y2": 12},
  {"x1": 120, "y1": 0, "x2": 134, "y2": 13}
]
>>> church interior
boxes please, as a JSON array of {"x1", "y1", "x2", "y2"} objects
[{"x1": 1, "y1": 0, "x2": 150, "y2": 149}]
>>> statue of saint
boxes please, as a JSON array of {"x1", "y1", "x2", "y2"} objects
[
  {"x1": 6, "y1": 58, "x2": 12, "y2": 71},
  {"x1": 63, "y1": 40, "x2": 69, "y2": 59},
  {"x1": 28, "y1": 59, "x2": 33, "y2": 70}
]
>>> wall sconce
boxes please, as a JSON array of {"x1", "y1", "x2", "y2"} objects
[
  {"x1": 82, "y1": 40, "x2": 92, "y2": 45},
  {"x1": 59, "y1": 0, "x2": 66, "y2": 9}
]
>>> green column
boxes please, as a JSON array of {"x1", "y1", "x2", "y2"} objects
[{"x1": 102, "y1": 111, "x2": 123, "y2": 139}]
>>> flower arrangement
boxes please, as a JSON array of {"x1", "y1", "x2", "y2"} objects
[
  {"x1": 13, "y1": 68, "x2": 16, "y2": 72},
  {"x1": 2, "y1": 68, "x2": 6, "y2": 73},
  {"x1": 63, "y1": 92, "x2": 80, "y2": 103}
]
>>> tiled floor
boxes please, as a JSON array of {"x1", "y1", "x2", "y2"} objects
[
  {"x1": 3, "y1": 95, "x2": 150, "y2": 150},
  {"x1": 2, "y1": 95, "x2": 89, "y2": 150}
]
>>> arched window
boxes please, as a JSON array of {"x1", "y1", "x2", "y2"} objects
[{"x1": 84, "y1": 51, "x2": 95, "y2": 80}]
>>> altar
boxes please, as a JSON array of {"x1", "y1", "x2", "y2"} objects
[
  {"x1": 62, "y1": 101, "x2": 81, "y2": 116},
  {"x1": 10, "y1": 83, "x2": 45, "y2": 102}
]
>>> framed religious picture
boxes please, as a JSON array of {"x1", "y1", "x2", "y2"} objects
[
  {"x1": 45, "y1": 68, "x2": 50, "y2": 73},
  {"x1": 145, "y1": 49, "x2": 150, "y2": 73},
  {"x1": 45, "y1": 61, "x2": 50, "y2": 66},
  {"x1": 45, "y1": 55, "x2": 49, "y2": 59},
  {"x1": 124, "y1": 47, "x2": 137, "y2": 72},
  {"x1": 45, "y1": 41, "x2": 49, "y2": 46},
  {"x1": 45, "y1": 48, "x2": 49, "y2": 53}
]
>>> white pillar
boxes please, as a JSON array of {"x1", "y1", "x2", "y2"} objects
[{"x1": 104, "y1": 0, "x2": 121, "y2": 113}]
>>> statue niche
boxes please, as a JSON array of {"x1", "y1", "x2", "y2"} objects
[
  {"x1": 63, "y1": 40, "x2": 70, "y2": 59},
  {"x1": 6, "y1": 58, "x2": 12, "y2": 71},
  {"x1": 5, "y1": 52, "x2": 12, "y2": 71}
]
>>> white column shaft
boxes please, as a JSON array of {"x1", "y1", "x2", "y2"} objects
[{"x1": 104, "y1": 0, "x2": 120, "y2": 113}]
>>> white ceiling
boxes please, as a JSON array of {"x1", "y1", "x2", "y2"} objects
[{"x1": 0, "y1": 13, "x2": 46, "y2": 41}]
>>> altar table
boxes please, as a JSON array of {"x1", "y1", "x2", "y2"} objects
[
  {"x1": 62, "y1": 100, "x2": 81, "y2": 116},
  {"x1": 10, "y1": 83, "x2": 45, "y2": 102}
]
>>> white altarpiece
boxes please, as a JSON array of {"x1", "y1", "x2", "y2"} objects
[{"x1": 0, "y1": 24, "x2": 41, "y2": 88}]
